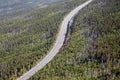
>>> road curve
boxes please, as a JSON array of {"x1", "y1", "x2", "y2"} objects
[{"x1": 17, "y1": 0, "x2": 93, "y2": 80}]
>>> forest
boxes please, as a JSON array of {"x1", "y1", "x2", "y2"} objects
[
  {"x1": 28, "y1": 0, "x2": 120, "y2": 80},
  {"x1": 0, "y1": 0, "x2": 65, "y2": 20},
  {"x1": 0, "y1": 0, "x2": 87, "y2": 80}
]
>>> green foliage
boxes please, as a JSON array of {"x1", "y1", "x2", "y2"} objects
[
  {"x1": 29, "y1": 0, "x2": 120, "y2": 80},
  {"x1": 0, "y1": 0, "x2": 87, "y2": 80},
  {"x1": 0, "y1": 0, "x2": 66, "y2": 21}
]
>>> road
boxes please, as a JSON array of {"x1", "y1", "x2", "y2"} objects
[{"x1": 17, "y1": 0, "x2": 93, "y2": 80}]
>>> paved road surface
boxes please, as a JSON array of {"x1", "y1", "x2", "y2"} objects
[{"x1": 17, "y1": 0, "x2": 93, "y2": 80}]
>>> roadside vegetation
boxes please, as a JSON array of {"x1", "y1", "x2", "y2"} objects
[
  {"x1": 29, "y1": 0, "x2": 120, "y2": 80},
  {"x1": 0, "y1": 0, "x2": 86, "y2": 80}
]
